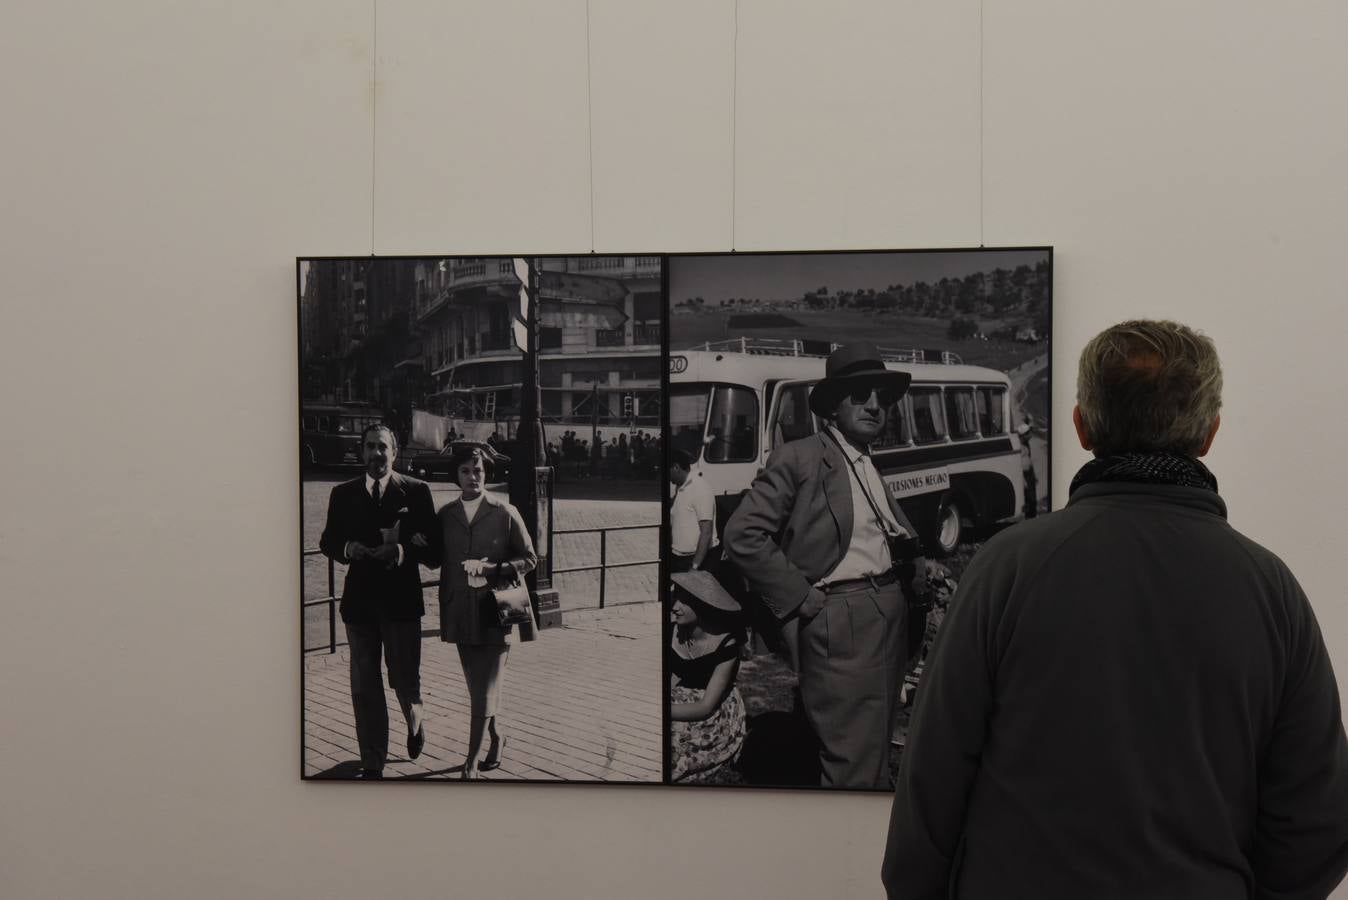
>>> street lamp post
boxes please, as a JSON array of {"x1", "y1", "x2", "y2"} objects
[{"x1": 508, "y1": 258, "x2": 560, "y2": 627}]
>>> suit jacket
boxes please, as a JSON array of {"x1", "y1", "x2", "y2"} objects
[
  {"x1": 435, "y1": 492, "x2": 538, "y2": 643},
  {"x1": 724, "y1": 431, "x2": 924, "y2": 621},
  {"x1": 318, "y1": 473, "x2": 438, "y2": 624}
]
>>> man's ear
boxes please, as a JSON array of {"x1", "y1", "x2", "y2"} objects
[
  {"x1": 1072, "y1": 405, "x2": 1094, "y2": 452},
  {"x1": 1196, "y1": 415, "x2": 1220, "y2": 457}
]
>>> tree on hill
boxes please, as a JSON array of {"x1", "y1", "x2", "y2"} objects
[{"x1": 947, "y1": 316, "x2": 978, "y2": 340}]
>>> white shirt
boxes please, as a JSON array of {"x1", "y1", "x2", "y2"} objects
[
  {"x1": 365, "y1": 472, "x2": 393, "y2": 500},
  {"x1": 820, "y1": 426, "x2": 908, "y2": 586},
  {"x1": 670, "y1": 473, "x2": 719, "y2": 557},
  {"x1": 461, "y1": 494, "x2": 484, "y2": 524}
]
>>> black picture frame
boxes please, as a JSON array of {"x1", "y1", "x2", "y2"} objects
[{"x1": 296, "y1": 246, "x2": 1053, "y2": 791}]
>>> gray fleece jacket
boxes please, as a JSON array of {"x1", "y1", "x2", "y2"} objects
[{"x1": 884, "y1": 481, "x2": 1348, "y2": 900}]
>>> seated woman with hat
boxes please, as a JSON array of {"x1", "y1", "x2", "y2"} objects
[{"x1": 668, "y1": 570, "x2": 747, "y2": 784}]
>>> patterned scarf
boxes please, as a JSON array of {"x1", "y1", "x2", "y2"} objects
[{"x1": 1069, "y1": 450, "x2": 1219, "y2": 497}]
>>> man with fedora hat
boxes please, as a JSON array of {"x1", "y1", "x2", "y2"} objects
[{"x1": 725, "y1": 341, "x2": 928, "y2": 789}]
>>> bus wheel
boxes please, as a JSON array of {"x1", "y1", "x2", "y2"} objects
[
  {"x1": 303, "y1": 445, "x2": 317, "y2": 467},
  {"x1": 935, "y1": 493, "x2": 963, "y2": 557}
]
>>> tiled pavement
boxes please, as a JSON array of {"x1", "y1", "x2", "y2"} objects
[
  {"x1": 303, "y1": 601, "x2": 663, "y2": 782},
  {"x1": 548, "y1": 497, "x2": 659, "y2": 612}
]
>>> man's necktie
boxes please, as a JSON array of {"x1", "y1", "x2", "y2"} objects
[{"x1": 371, "y1": 480, "x2": 381, "y2": 507}]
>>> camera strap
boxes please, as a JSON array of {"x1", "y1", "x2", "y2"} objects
[{"x1": 824, "y1": 429, "x2": 901, "y2": 541}]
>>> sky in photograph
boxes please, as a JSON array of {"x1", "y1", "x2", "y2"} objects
[{"x1": 669, "y1": 250, "x2": 1049, "y2": 304}]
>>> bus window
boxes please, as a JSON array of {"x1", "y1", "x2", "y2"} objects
[
  {"x1": 706, "y1": 386, "x2": 758, "y2": 463},
  {"x1": 945, "y1": 388, "x2": 979, "y2": 440},
  {"x1": 670, "y1": 384, "x2": 710, "y2": 460},
  {"x1": 977, "y1": 387, "x2": 1006, "y2": 435},
  {"x1": 910, "y1": 388, "x2": 946, "y2": 444},
  {"x1": 772, "y1": 382, "x2": 815, "y2": 449}
]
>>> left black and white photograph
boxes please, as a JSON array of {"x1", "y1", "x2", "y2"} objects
[{"x1": 299, "y1": 256, "x2": 664, "y2": 783}]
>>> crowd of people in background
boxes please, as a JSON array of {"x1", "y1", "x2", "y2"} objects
[
  {"x1": 437, "y1": 426, "x2": 661, "y2": 483},
  {"x1": 548, "y1": 429, "x2": 662, "y2": 482}
]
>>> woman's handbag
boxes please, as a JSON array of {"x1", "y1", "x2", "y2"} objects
[{"x1": 492, "y1": 560, "x2": 534, "y2": 628}]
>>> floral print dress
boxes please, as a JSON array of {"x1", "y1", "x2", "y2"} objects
[{"x1": 669, "y1": 634, "x2": 746, "y2": 783}]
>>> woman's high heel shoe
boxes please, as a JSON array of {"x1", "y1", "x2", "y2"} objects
[{"x1": 480, "y1": 735, "x2": 507, "y2": 772}]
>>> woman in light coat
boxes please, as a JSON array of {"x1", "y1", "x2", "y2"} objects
[{"x1": 435, "y1": 442, "x2": 537, "y2": 779}]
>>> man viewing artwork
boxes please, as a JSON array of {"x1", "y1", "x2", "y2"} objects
[{"x1": 883, "y1": 320, "x2": 1348, "y2": 899}]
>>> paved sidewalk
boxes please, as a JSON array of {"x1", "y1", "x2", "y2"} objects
[{"x1": 303, "y1": 601, "x2": 663, "y2": 783}]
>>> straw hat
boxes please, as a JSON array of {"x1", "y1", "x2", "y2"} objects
[{"x1": 671, "y1": 570, "x2": 740, "y2": 612}]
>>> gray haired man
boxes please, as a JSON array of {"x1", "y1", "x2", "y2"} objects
[{"x1": 884, "y1": 320, "x2": 1348, "y2": 899}]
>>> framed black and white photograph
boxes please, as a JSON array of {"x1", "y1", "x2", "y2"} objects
[
  {"x1": 664, "y1": 248, "x2": 1052, "y2": 790},
  {"x1": 299, "y1": 255, "x2": 664, "y2": 783}
]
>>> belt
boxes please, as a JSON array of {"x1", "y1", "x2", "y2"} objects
[{"x1": 822, "y1": 568, "x2": 899, "y2": 594}]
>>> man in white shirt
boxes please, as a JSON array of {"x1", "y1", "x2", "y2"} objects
[
  {"x1": 669, "y1": 449, "x2": 719, "y2": 574},
  {"x1": 725, "y1": 343, "x2": 928, "y2": 788}
]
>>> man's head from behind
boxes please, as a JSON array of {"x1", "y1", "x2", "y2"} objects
[{"x1": 1075, "y1": 320, "x2": 1222, "y2": 458}]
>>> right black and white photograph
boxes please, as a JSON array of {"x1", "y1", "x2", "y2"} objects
[{"x1": 664, "y1": 248, "x2": 1052, "y2": 790}]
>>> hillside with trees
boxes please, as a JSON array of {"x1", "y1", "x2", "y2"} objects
[{"x1": 676, "y1": 260, "x2": 1050, "y2": 345}]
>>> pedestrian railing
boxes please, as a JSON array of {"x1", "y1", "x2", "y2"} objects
[
  {"x1": 301, "y1": 549, "x2": 441, "y2": 655},
  {"x1": 301, "y1": 548, "x2": 341, "y2": 654},
  {"x1": 302, "y1": 521, "x2": 658, "y2": 653},
  {"x1": 552, "y1": 523, "x2": 659, "y2": 611}
]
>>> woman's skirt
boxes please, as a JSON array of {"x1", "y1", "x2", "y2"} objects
[
  {"x1": 670, "y1": 685, "x2": 746, "y2": 784},
  {"x1": 440, "y1": 584, "x2": 536, "y2": 645}
]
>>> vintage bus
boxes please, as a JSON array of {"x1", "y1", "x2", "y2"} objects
[
  {"x1": 670, "y1": 338, "x2": 1026, "y2": 556},
  {"x1": 300, "y1": 402, "x2": 386, "y2": 469}
]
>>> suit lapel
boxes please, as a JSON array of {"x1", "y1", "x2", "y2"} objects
[
  {"x1": 357, "y1": 476, "x2": 378, "y2": 517},
  {"x1": 819, "y1": 432, "x2": 851, "y2": 552},
  {"x1": 446, "y1": 498, "x2": 469, "y2": 531},
  {"x1": 383, "y1": 474, "x2": 406, "y2": 512}
]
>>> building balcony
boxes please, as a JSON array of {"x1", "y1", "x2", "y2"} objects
[
  {"x1": 417, "y1": 287, "x2": 452, "y2": 322},
  {"x1": 580, "y1": 327, "x2": 661, "y2": 351},
  {"x1": 432, "y1": 336, "x2": 520, "y2": 376},
  {"x1": 447, "y1": 259, "x2": 519, "y2": 289},
  {"x1": 549, "y1": 256, "x2": 663, "y2": 278}
]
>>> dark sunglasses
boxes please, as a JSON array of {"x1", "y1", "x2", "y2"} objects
[{"x1": 846, "y1": 386, "x2": 899, "y2": 406}]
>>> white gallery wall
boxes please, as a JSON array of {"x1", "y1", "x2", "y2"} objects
[{"x1": 2, "y1": 2, "x2": 1344, "y2": 898}]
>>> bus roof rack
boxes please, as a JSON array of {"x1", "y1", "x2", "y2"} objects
[{"x1": 697, "y1": 337, "x2": 962, "y2": 366}]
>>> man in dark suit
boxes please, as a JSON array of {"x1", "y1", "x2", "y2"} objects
[
  {"x1": 320, "y1": 423, "x2": 438, "y2": 779},
  {"x1": 725, "y1": 343, "x2": 928, "y2": 789}
]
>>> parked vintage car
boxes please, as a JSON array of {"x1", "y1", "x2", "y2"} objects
[{"x1": 395, "y1": 443, "x2": 513, "y2": 483}]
